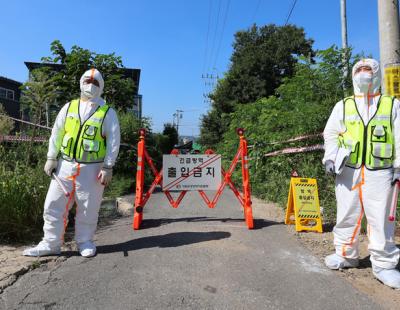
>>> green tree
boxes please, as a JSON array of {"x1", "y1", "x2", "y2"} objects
[
  {"x1": 20, "y1": 67, "x2": 58, "y2": 128},
  {"x1": 217, "y1": 46, "x2": 358, "y2": 222},
  {"x1": 19, "y1": 67, "x2": 57, "y2": 165},
  {"x1": 162, "y1": 123, "x2": 178, "y2": 152},
  {"x1": 200, "y1": 24, "x2": 314, "y2": 148},
  {"x1": 149, "y1": 123, "x2": 179, "y2": 157},
  {"x1": 0, "y1": 105, "x2": 14, "y2": 134},
  {"x1": 41, "y1": 40, "x2": 136, "y2": 111}
]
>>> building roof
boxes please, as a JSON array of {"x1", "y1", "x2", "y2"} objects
[
  {"x1": 24, "y1": 61, "x2": 141, "y2": 91},
  {"x1": 0, "y1": 76, "x2": 22, "y2": 86}
]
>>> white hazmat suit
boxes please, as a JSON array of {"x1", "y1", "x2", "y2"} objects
[
  {"x1": 323, "y1": 59, "x2": 400, "y2": 289},
  {"x1": 23, "y1": 69, "x2": 120, "y2": 257}
]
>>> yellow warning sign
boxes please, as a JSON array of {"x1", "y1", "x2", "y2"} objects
[
  {"x1": 384, "y1": 63, "x2": 400, "y2": 98},
  {"x1": 285, "y1": 177, "x2": 323, "y2": 233}
]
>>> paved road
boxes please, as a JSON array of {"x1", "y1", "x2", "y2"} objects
[{"x1": 1, "y1": 191, "x2": 381, "y2": 310}]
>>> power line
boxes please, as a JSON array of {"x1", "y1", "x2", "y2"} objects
[
  {"x1": 202, "y1": 0, "x2": 213, "y2": 75},
  {"x1": 202, "y1": 0, "x2": 231, "y2": 105},
  {"x1": 202, "y1": 0, "x2": 217, "y2": 105},
  {"x1": 251, "y1": 0, "x2": 262, "y2": 22},
  {"x1": 284, "y1": 0, "x2": 298, "y2": 25},
  {"x1": 213, "y1": 0, "x2": 231, "y2": 69},
  {"x1": 207, "y1": 0, "x2": 223, "y2": 74}
]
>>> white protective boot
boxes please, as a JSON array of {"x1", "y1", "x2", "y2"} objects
[
  {"x1": 372, "y1": 266, "x2": 400, "y2": 289},
  {"x1": 22, "y1": 241, "x2": 61, "y2": 257},
  {"x1": 325, "y1": 253, "x2": 359, "y2": 270},
  {"x1": 78, "y1": 241, "x2": 96, "y2": 258}
]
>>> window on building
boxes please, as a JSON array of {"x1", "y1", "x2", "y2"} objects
[
  {"x1": 0, "y1": 88, "x2": 6, "y2": 98},
  {"x1": 6, "y1": 89, "x2": 14, "y2": 100},
  {"x1": 0, "y1": 87, "x2": 15, "y2": 100}
]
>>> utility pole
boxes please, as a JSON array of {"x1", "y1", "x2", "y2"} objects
[
  {"x1": 173, "y1": 109, "x2": 183, "y2": 137},
  {"x1": 377, "y1": 0, "x2": 400, "y2": 94},
  {"x1": 340, "y1": 0, "x2": 349, "y2": 84},
  {"x1": 201, "y1": 69, "x2": 219, "y2": 104}
]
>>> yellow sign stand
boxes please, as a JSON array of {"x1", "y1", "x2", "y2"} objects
[{"x1": 285, "y1": 177, "x2": 323, "y2": 233}]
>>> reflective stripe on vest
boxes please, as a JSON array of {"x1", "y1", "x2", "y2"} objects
[
  {"x1": 339, "y1": 95, "x2": 394, "y2": 170},
  {"x1": 61, "y1": 99, "x2": 109, "y2": 163}
]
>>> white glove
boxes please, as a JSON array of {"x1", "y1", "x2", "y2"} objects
[
  {"x1": 44, "y1": 159, "x2": 58, "y2": 176},
  {"x1": 98, "y1": 167, "x2": 113, "y2": 186},
  {"x1": 392, "y1": 168, "x2": 400, "y2": 185},
  {"x1": 324, "y1": 160, "x2": 335, "y2": 176}
]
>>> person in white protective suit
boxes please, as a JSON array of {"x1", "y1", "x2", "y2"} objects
[
  {"x1": 323, "y1": 58, "x2": 400, "y2": 289},
  {"x1": 23, "y1": 68, "x2": 120, "y2": 258}
]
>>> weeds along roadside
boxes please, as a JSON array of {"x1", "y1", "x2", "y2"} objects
[
  {"x1": 0, "y1": 140, "x2": 136, "y2": 244},
  {"x1": 0, "y1": 112, "x2": 176, "y2": 243},
  {"x1": 0, "y1": 143, "x2": 49, "y2": 243}
]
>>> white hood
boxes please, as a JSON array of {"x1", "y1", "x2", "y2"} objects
[
  {"x1": 79, "y1": 68, "x2": 104, "y2": 100},
  {"x1": 352, "y1": 58, "x2": 381, "y2": 95}
]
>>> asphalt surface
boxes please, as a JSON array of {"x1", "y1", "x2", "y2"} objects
[{"x1": 1, "y1": 191, "x2": 381, "y2": 310}]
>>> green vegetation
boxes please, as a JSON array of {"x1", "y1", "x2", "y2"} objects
[
  {"x1": 0, "y1": 144, "x2": 49, "y2": 242},
  {"x1": 199, "y1": 23, "x2": 361, "y2": 223},
  {"x1": 200, "y1": 24, "x2": 314, "y2": 148},
  {"x1": 0, "y1": 105, "x2": 15, "y2": 134},
  {"x1": 0, "y1": 110, "x2": 175, "y2": 242},
  {"x1": 40, "y1": 40, "x2": 136, "y2": 112},
  {"x1": 218, "y1": 47, "x2": 357, "y2": 222}
]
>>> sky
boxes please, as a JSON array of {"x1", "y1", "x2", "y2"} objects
[{"x1": 0, "y1": 0, "x2": 383, "y2": 136}]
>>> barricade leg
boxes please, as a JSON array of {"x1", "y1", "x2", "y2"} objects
[
  {"x1": 133, "y1": 129, "x2": 146, "y2": 230},
  {"x1": 239, "y1": 129, "x2": 254, "y2": 229}
]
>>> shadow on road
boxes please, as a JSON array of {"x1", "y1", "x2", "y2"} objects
[
  {"x1": 252, "y1": 218, "x2": 281, "y2": 229},
  {"x1": 138, "y1": 217, "x2": 280, "y2": 230},
  {"x1": 96, "y1": 231, "x2": 231, "y2": 255}
]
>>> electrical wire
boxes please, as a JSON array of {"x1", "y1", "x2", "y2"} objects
[
  {"x1": 212, "y1": 0, "x2": 231, "y2": 69},
  {"x1": 251, "y1": 0, "x2": 262, "y2": 22},
  {"x1": 202, "y1": 0, "x2": 213, "y2": 76},
  {"x1": 208, "y1": 0, "x2": 223, "y2": 74},
  {"x1": 284, "y1": 0, "x2": 298, "y2": 25}
]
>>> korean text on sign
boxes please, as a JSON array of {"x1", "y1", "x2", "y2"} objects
[{"x1": 162, "y1": 154, "x2": 221, "y2": 191}]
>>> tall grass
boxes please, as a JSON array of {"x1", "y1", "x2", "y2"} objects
[{"x1": 0, "y1": 144, "x2": 49, "y2": 242}]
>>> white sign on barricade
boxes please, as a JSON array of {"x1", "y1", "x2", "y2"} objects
[{"x1": 162, "y1": 154, "x2": 221, "y2": 191}]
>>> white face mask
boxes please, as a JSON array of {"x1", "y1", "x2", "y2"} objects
[
  {"x1": 354, "y1": 72, "x2": 373, "y2": 93},
  {"x1": 82, "y1": 83, "x2": 100, "y2": 99}
]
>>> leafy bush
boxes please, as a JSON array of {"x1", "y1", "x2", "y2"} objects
[
  {"x1": 104, "y1": 174, "x2": 133, "y2": 198},
  {"x1": 0, "y1": 144, "x2": 49, "y2": 242}
]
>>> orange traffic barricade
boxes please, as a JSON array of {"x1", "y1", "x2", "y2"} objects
[{"x1": 132, "y1": 128, "x2": 254, "y2": 230}]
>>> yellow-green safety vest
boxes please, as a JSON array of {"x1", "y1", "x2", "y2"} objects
[
  {"x1": 61, "y1": 99, "x2": 110, "y2": 163},
  {"x1": 339, "y1": 95, "x2": 395, "y2": 170}
]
